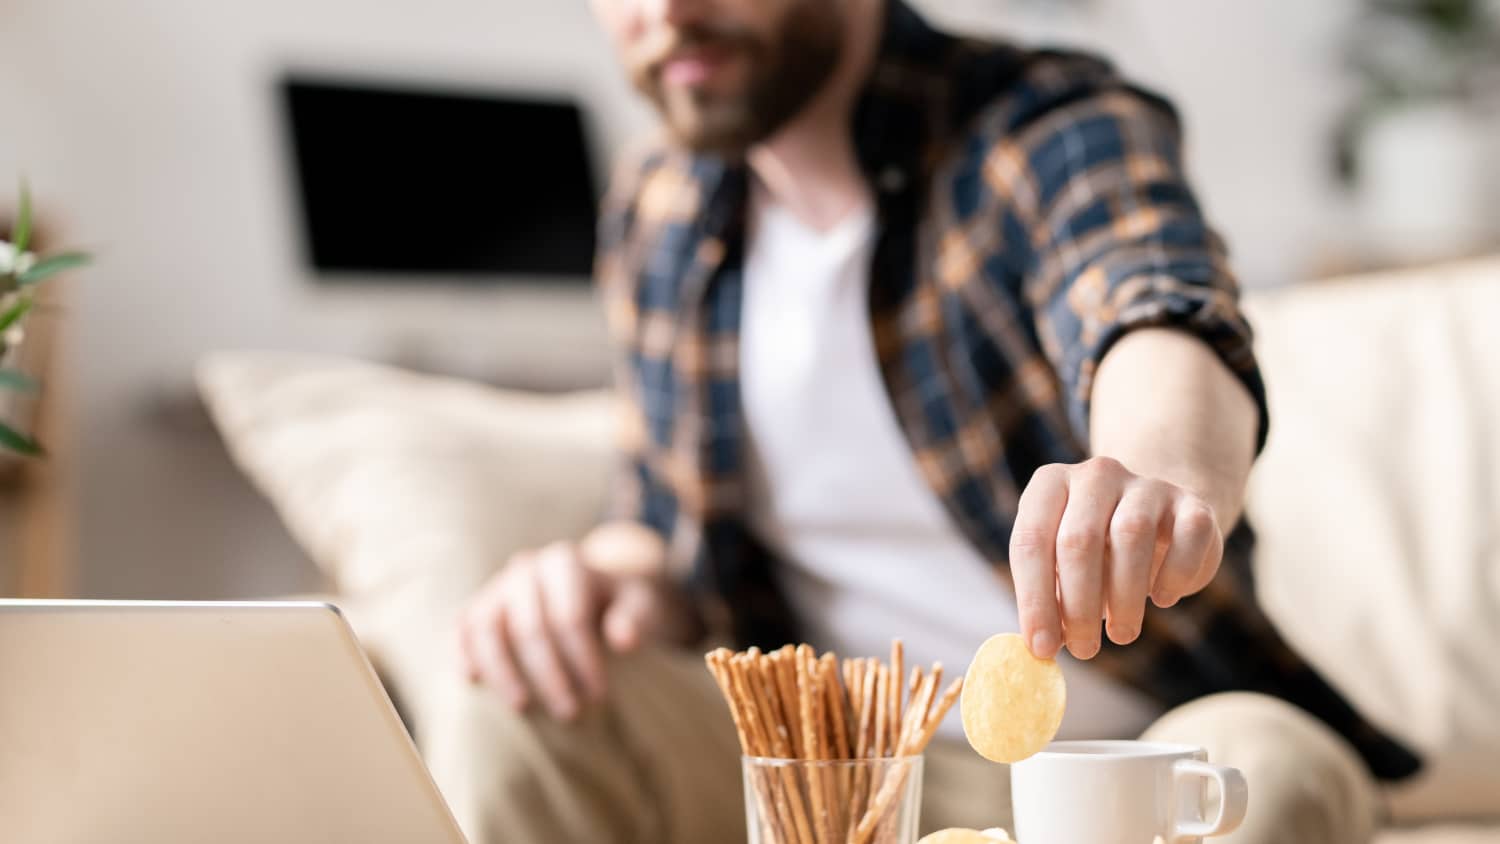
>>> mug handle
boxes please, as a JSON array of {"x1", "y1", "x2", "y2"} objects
[{"x1": 1171, "y1": 759, "x2": 1248, "y2": 840}]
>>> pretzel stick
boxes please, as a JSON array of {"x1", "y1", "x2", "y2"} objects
[
  {"x1": 898, "y1": 667, "x2": 927, "y2": 751},
  {"x1": 766, "y1": 650, "x2": 797, "y2": 757},
  {"x1": 774, "y1": 647, "x2": 806, "y2": 758},
  {"x1": 750, "y1": 654, "x2": 815, "y2": 844},
  {"x1": 711, "y1": 652, "x2": 783, "y2": 842},
  {"x1": 889, "y1": 641, "x2": 903, "y2": 751},
  {"x1": 767, "y1": 657, "x2": 821, "y2": 844},
  {"x1": 850, "y1": 759, "x2": 911, "y2": 844},
  {"x1": 907, "y1": 678, "x2": 963, "y2": 755},
  {"x1": 901, "y1": 667, "x2": 939, "y2": 752},
  {"x1": 860, "y1": 663, "x2": 890, "y2": 840},
  {"x1": 819, "y1": 654, "x2": 852, "y2": 840},
  {"x1": 813, "y1": 651, "x2": 837, "y2": 844},
  {"x1": 849, "y1": 659, "x2": 876, "y2": 832},
  {"x1": 800, "y1": 646, "x2": 837, "y2": 844},
  {"x1": 756, "y1": 653, "x2": 794, "y2": 756},
  {"x1": 878, "y1": 667, "x2": 936, "y2": 838},
  {"x1": 913, "y1": 666, "x2": 944, "y2": 748},
  {"x1": 821, "y1": 655, "x2": 850, "y2": 761},
  {"x1": 850, "y1": 660, "x2": 868, "y2": 757},
  {"x1": 705, "y1": 650, "x2": 752, "y2": 753},
  {"x1": 735, "y1": 656, "x2": 816, "y2": 844},
  {"x1": 847, "y1": 656, "x2": 864, "y2": 826},
  {"x1": 874, "y1": 658, "x2": 916, "y2": 844},
  {"x1": 726, "y1": 660, "x2": 773, "y2": 753},
  {"x1": 860, "y1": 661, "x2": 878, "y2": 754},
  {"x1": 851, "y1": 676, "x2": 965, "y2": 844}
]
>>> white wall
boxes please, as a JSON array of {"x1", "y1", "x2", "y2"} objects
[
  {"x1": 3, "y1": 0, "x2": 654, "y2": 596},
  {"x1": 0, "y1": 0, "x2": 1367, "y2": 597}
]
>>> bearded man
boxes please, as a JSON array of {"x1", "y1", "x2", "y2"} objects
[{"x1": 441, "y1": 2, "x2": 1420, "y2": 842}]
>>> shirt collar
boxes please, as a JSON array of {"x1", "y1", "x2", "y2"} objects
[{"x1": 851, "y1": 0, "x2": 957, "y2": 202}]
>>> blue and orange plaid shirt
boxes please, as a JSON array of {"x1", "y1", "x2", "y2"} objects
[{"x1": 594, "y1": 1, "x2": 1419, "y2": 779}]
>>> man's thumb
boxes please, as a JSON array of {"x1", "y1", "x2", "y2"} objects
[{"x1": 603, "y1": 579, "x2": 659, "y2": 653}]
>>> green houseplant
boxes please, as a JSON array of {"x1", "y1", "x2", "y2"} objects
[{"x1": 0, "y1": 184, "x2": 90, "y2": 456}]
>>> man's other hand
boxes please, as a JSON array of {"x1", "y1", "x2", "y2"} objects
[
  {"x1": 456, "y1": 527, "x2": 696, "y2": 721},
  {"x1": 1010, "y1": 456, "x2": 1224, "y2": 661}
]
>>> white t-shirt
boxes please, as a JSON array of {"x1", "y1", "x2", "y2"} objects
[{"x1": 738, "y1": 184, "x2": 1162, "y2": 740}]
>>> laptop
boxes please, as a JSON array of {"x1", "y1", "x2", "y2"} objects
[{"x1": 0, "y1": 600, "x2": 467, "y2": 843}]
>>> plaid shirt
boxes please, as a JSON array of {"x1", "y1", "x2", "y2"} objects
[{"x1": 595, "y1": 1, "x2": 1419, "y2": 780}]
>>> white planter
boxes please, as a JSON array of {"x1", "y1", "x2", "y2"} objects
[{"x1": 1357, "y1": 101, "x2": 1500, "y2": 264}]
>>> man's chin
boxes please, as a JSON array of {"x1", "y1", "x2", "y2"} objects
[{"x1": 661, "y1": 105, "x2": 766, "y2": 158}]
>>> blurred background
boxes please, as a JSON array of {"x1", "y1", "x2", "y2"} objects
[{"x1": 2, "y1": 0, "x2": 1499, "y2": 602}]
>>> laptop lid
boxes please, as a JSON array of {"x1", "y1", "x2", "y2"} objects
[{"x1": 0, "y1": 600, "x2": 467, "y2": 844}]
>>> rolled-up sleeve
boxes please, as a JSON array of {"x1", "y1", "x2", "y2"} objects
[{"x1": 991, "y1": 81, "x2": 1269, "y2": 451}]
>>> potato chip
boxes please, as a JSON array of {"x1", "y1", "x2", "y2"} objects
[
  {"x1": 960, "y1": 633, "x2": 1066, "y2": 763},
  {"x1": 917, "y1": 829, "x2": 1013, "y2": 844}
]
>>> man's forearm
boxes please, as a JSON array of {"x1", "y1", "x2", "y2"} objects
[{"x1": 1089, "y1": 328, "x2": 1260, "y2": 529}]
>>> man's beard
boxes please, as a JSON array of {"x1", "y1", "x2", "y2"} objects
[{"x1": 628, "y1": 1, "x2": 844, "y2": 156}]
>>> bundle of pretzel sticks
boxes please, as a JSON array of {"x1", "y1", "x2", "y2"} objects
[{"x1": 705, "y1": 640, "x2": 964, "y2": 844}]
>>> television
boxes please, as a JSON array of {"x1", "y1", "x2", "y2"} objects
[{"x1": 280, "y1": 75, "x2": 600, "y2": 282}]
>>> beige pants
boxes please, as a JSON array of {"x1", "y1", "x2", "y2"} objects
[{"x1": 419, "y1": 647, "x2": 1381, "y2": 844}]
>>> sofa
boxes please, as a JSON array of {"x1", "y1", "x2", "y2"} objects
[{"x1": 198, "y1": 258, "x2": 1500, "y2": 842}]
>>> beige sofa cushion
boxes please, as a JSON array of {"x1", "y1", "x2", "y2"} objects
[
  {"x1": 196, "y1": 352, "x2": 616, "y2": 735},
  {"x1": 1244, "y1": 259, "x2": 1500, "y2": 821},
  {"x1": 198, "y1": 352, "x2": 615, "y2": 605}
]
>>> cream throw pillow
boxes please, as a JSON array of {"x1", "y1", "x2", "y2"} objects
[
  {"x1": 198, "y1": 352, "x2": 615, "y2": 604},
  {"x1": 196, "y1": 352, "x2": 616, "y2": 732},
  {"x1": 1245, "y1": 259, "x2": 1500, "y2": 820}
]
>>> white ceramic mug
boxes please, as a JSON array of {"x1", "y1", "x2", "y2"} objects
[{"x1": 1011, "y1": 740, "x2": 1248, "y2": 844}]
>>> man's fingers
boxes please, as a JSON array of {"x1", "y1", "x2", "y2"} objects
[
  {"x1": 455, "y1": 618, "x2": 481, "y2": 685},
  {"x1": 536, "y1": 544, "x2": 608, "y2": 703},
  {"x1": 1184, "y1": 507, "x2": 1225, "y2": 596},
  {"x1": 506, "y1": 574, "x2": 582, "y2": 721},
  {"x1": 603, "y1": 577, "x2": 663, "y2": 653},
  {"x1": 1152, "y1": 498, "x2": 1219, "y2": 607},
  {"x1": 1055, "y1": 460, "x2": 1124, "y2": 659},
  {"x1": 467, "y1": 597, "x2": 528, "y2": 711},
  {"x1": 1010, "y1": 464, "x2": 1068, "y2": 659},
  {"x1": 1105, "y1": 483, "x2": 1169, "y2": 645}
]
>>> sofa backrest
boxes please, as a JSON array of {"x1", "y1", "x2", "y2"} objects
[{"x1": 1243, "y1": 258, "x2": 1500, "y2": 818}]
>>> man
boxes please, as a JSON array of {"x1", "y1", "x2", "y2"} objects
[{"x1": 444, "y1": 1, "x2": 1420, "y2": 841}]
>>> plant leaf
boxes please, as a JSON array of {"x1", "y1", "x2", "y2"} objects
[
  {"x1": 13, "y1": 181, "x2": 31, "y2": 254},
  {"x1": 0, "y1": 294, "x2": 32, "y2": 332},
  {"x1": 19, "y1": 252, "x2": 89, "y2": 286},
  {"x1": 0, "y1": 420, "x2": 43, "y2": 456},
  {"x1": 0, "y1": 369, "x2": 38, "y2": 392}
]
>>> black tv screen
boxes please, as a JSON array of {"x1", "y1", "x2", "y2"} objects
[{"x1": 281, "y1": 76, "x2": 599, "y2": 280}]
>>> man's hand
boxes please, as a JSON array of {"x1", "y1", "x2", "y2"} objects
[
  {"x1": 1010, "y1": 456, "x2": 1224, "y2": 661},
  {"x1": 456, "y1": 537, "x2": 696, "y2": 721}
]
